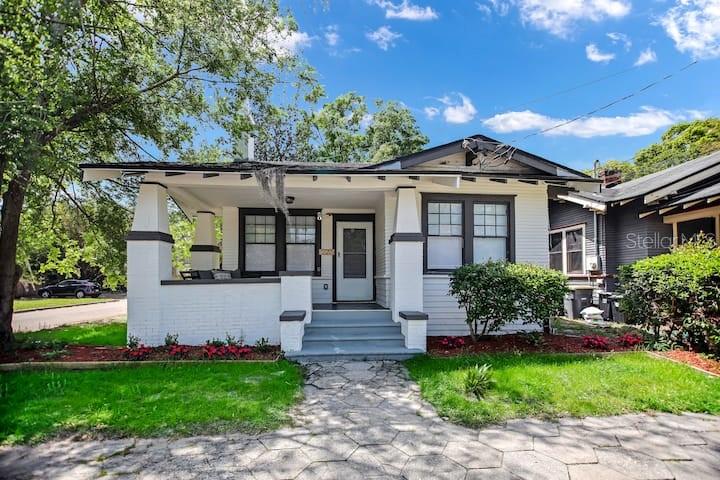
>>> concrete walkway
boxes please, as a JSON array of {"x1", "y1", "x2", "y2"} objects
[
  {"x1": 1, "y1": 360, "x2": 719, "y2": 479},
  {"x1": 12, "y1": 299, "x2": 127, "y2": 332}
]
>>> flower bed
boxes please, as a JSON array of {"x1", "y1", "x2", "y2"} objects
[
  {"x1": 427, "y1": 333, "x2": 641, "y2": 356},
  {"x1": 660, "y1": 350, "x2": 720, "y2": 376},
  {"x1": 0, "y1": 344, "x2": 280, "y2": 364}
]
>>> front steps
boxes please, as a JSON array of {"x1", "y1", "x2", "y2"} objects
[{"x1": 285, "y1": 307, "x2": 423, "y2": 361}]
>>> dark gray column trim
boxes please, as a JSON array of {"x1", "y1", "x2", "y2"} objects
[
  {"x1": 280, "y1": 310, "x2": 306, "y2": 322},
  {"x1": 190, "y1": 244, "x2": 220, "y2": 253},
  {"x1": 279, "y1": 271, "x2": 315, "y2": 276},
  {"x1": 127, "y1": 231, "x2": 174, "y2": 244},
  {"x1": 399, "y1": 311, "x2": 429, "y2": 320},
  {"x1": 389, "y1": 232, "x2": 425, "y2": 244}
]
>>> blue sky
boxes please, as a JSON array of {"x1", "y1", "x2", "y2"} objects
[{"x1": 277, "y1": 0, "x2": 720, "y2": 171}]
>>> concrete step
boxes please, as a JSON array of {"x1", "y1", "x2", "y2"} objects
[
  {"x1": 286, "y1": 342, "x2": 423, "y2": 361},
  {"x1": 311, "y1": 309, "x2": 392, "y2": 323},
  {"x1": 303, "y1": 331, "x2": 405, "y2": 342},
  {"x1": 304, "y1": 324, "x2": 400, "y2": 336}
]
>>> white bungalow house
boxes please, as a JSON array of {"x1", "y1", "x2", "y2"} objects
[{"x1": 81, "y1": 135, "x2": 599, "y2": 359}]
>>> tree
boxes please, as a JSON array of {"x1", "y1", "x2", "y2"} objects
[
  {"x1": 366, "y1": 100, "x2": 429, "y2": 163},
  {"x1": 0, "y1": 0, "x2": 300, "y2": 348},
  {"x1": 593, "y1": 118, "x2": 720, "y2": 182}
]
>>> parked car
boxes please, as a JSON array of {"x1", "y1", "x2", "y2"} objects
[{"x1": 38, "y1": 280, "x2": 102, "y2": 299}]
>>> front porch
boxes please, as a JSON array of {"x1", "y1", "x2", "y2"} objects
[{"x1": 124, "y1": 175, "x2": 428, "y2": 357}]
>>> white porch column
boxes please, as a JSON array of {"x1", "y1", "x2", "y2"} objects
[
  {"x1": 390, "y1": 186, "x2": 427, "y2": 351},
  {"x1": 190, "y1": 211, "x2": 219, "y2": 270},
  {"x1": 221, "y1": 207, "x2": 239, "y2": 271},
  {"x1": 126, "y1": 182, "x2": 173, "y2": 346},
  {"x1": 279, "y1": 273, "x2": 313, "y2": 352}
]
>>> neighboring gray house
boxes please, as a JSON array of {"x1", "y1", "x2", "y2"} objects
[{"x1": 549, "y1": 150, "x2": 720, "y2": 314}]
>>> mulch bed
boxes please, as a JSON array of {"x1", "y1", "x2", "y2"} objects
[
  {"x1": 0, "y1": 345, "x2": 280, "y2": 364},
  {"x1": 427, "y1": 334, "x2": 638, "y2": 356},
  {"x1": 660, "y1": 350, "x2": 720, "y2": 376}
]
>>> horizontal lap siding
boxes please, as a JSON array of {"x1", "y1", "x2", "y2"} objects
[{"x1": 421, "y1": 183, "x2": 549, "y2": 335}]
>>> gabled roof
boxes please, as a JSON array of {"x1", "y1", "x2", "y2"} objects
[
  {"x1": 368, "y1": 134, "x2": 591, "y2": 179},
  {"x1": 598, "y1": 150, "x2": 720, "y2": 203}
]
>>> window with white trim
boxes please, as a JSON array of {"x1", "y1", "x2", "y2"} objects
[
  {"x1": 426, "y1": 201, "x2": 463, "y2": 269},
  {"x1": 473, "y1": 203, "x2": 509, "y2": 263},
  {"x1": 286, "y1": 215, "x2": 316, "y2": 271},
  {"x1": 245, "y1": 215, "x2": 276, "y2": 272},
  {"x1": 549, "y1": 225, "x2": 585, "y2": 275}
]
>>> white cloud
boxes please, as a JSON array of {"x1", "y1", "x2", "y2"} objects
[
  {"x1": 324, "y1": 25, "x2": 340, "y2": 47},
  {"x1": 371, "y1": 1, "x2": 438, "y2": 21},
  {"x1": 267, "y1": 28, "x2": 313, "y2": 57},
  {"x1": 634, "y1": 47, "x2": 658, "y2": 66},
  {"x1": 585, "y1": 43, "x2": 615, "y2": 62},
  {"x1": 517, "y1": 0, "x2": 631, "y2": 37},
  {"x1": 660, "y1": 0, "x2": 720, "y2": 59},
  {"x1": 607, "y1": 32, "x2": 631, "y2": 49},
  {"x1": 476, "y1": 0, "x2": 511, "y2": 16},
  {"x1": 423, "y1": 106, "x2": 440, "y2": 119},
  {"x1": 438, "y1": 93, "x2": 477, "y2": 124},
  {"x1": 483, "y1": 107, "x2": 702, "y2": 138},
  {"x1": 366, "y1": 26, "x2": 402, "y2": 50}
]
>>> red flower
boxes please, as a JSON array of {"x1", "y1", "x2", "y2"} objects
[
  {"x1": 617, "y1": 333, "x2": 644, "y2": 347},
  {"x1": 582, "y1": 335, "x2": 610, "y2": 350}
]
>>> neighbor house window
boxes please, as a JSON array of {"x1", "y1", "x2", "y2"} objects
[
  {"x1": 426, "y1": 201, "x2": 463, "y2": 270},
  {"x1": 424, "y1": 195, "x2": 513, "y2": 272},
  {"x1": 286, "y1": 215, "x2": 316, "y2": 271},
  {"x1": 549, "y1": 225, "x2": 585, "y2": 275},
  {"x1": 245, "y1": 215, "x2": 276, "y2": 272}
]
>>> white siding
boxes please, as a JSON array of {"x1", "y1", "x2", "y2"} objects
[
  {"x1": 312, "y1": 277, "x2": 332, "y2": 303},
  {"x1": 375, "y1": 277, "x2": 390, "y2": 307},
  {"x1": 420, "y1": 180, "x2": 549, "y2": 335}
]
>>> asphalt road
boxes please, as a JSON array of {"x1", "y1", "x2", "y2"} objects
[{"x1": 12, "y1": 299, "x2": 127, "y2": 332}]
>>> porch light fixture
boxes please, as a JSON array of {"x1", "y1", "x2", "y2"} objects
[
  {"x1": 285, "y1": 196, "x2": 295, "y2": 204},
  {"x1": 316, "y1": 212, "x2": 323, "y2": 221}
]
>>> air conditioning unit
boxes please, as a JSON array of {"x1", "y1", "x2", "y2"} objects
[{"x1": 586, "y1": 256, "x2": 600, "y2": 272}]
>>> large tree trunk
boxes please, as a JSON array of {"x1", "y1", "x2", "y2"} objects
[{"x1": 0, "y1": 167, "x2": 31, "y2": 350}]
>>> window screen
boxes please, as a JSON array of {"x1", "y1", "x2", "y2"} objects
[
  {"x1": 427, "y1": 202, "x2": 463, "y2": 269},
  {"x1": 286, "y1": 216, "x2": 316, "y2": 271},
  {"x1": 245, "y1": 215, "x2": 275, "y2": 271},
  {"x1": 473, "y1": 203, "x2": 508, "y2": 263},
  {"x1": 565, "y1": 228, "x2": 584, "y2": 274},
  {"x1": 549, "y1": 232, "x2": 563, "y2": 271},
  {"x1": 343, "y1": 228, "x2": 366, "y2": 278}
]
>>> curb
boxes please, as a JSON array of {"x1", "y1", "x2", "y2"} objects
[
  {"x1": 0, "y1": 357, "x2": 283, "y2": 371},
  {"x1": 14, "y1": 299, "x2": 120, "y2": 314},
  {"x1": 647, "y1": 351, "x2": 720, "y2": 378}
]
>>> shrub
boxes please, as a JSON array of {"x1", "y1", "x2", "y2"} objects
[
  {"x1": 619, "y1": 236, "x2": 720, "y2": 354},
  {"x1": 164, "y1": 333, "x2": 179, "y2": 347},
  {"x1": 463, "y1": 364, "x2": 494, "y2": 399},
  {"x1": 450, "y1": 261, "x2": 568, "y2": 340},
  {"x1": 582, "y1": 335, "x2": 610, "y2": 350},
  {"x1": 168, "y1": 345, "x2": 191, "y2": 359},
  {"x1": 617, "y1": 333, "x2": 644, "y2": 347},
  {"x1": 439, "y1": 336, "x2": 466, "y2": 349},
  {"x1": 127, "y1": 335, "x2": 140, "y2": 349},
  {"x1": 254, "y1": 337, "x2": 272, "y2": 353}
]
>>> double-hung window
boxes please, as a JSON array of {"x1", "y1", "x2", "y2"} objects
[
  {"x1": 549, "y1": 225, "x2": 585, "y2": 275},
  {"x1": 424, "y1": 195, "x2": 513, "y2": 272},
  {"x1": 244, "y1": 215, "x2": 276, "y2": 272},
  {"x1": 286, "y1": 215, "x2": 317, "y2": 272}
]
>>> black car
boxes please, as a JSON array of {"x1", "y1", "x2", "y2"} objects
[{"x1": 38, "y1": 280, "x2": 102, "y2": 299}]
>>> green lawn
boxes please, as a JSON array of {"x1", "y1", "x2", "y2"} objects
[
  {"x1": 14, "y1": 297, "x2": 113, "y2": 312},
  {"x1": 15, "y1": 320, "x2": 127, "y2": 347},
  {"x1": 405, "y1": 352, "x2": 720, "y2": 427},
  {"x1": 0, "y1": 361, "x2": 303, "y2": 444}
]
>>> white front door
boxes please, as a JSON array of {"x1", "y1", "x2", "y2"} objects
[{"x1": 335, "y1": 221, "x2": 373, "y2": 301}]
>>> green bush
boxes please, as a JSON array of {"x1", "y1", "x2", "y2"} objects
[
  {"x1": 619, "y1": 237, "x2": 720, "y2": 354},
  {"x1": 449, "y1": 262, "x2": 568, "y2": 339},
  {"x1": 463, "y1": 364, "x2": 494, "y2": 399}
]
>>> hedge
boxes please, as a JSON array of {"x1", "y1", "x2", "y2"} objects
[
  {"x1": 618, "y1": 237, "x2": 720, "y2": 354},
  {"x1": 449, "y1": 261, "x2": 568, "y2": 340}
]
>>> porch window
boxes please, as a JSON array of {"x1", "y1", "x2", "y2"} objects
[
  {"x1": 245, "y1": 215, "x2": 276, "y2": 272},
  {"x1": 286, "y1": 215, "x2": 316, "y2": 271},
  {"x1": 423, "y1": 194, "x2": 514, "y2": 272},
  {"x1": 426, "y1": 201, "x2": 463, "y2": 269},
  {"x1": 549, "y1": 225, "x2": 585, "y2": 275}
]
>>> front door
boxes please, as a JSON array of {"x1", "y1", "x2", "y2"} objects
[{"x1": 335, "y1": 221, "x2": 373, "y2": 301}]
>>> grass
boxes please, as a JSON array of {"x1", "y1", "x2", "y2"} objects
[
  {"x1": 0, "y1": 361, "x2": 303, "y2": 444},
  {"x1": 405, "y1": 352, "x2": 720, "y2": 427},
  {"x1": 15, "y1": 320, "x2": 127, "y2": 347},
  {"x1": 14, "y1": 297, "x2": 113, "y2": 312},
  {"x1": 552, "y1": 317, "x2": 644, "y2": 337}
]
